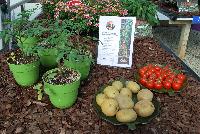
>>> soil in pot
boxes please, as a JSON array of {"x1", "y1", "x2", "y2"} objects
[
  {"x1": 7, "y1": 50, "x2": 40, "y2": 86},
  {"x1": 43, "y1": 67, "x2": 81, "y2": 109}
]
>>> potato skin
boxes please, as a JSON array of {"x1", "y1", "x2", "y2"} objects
[
  {"x1": 126, "y1": 81, "x2": 140, "y2": 93},
  {"x1": 137, "y1": 89, "x2": 153, "y2": 101},
  {"x1": 112, "y1": 81, "x2": 123, "y2": 91},
  {"x1": 116, "y1": 109, "x2": 137, "y2": 123},
  {"x1": 104, "y1": 86, "x2": 120, "y2": 98},
  {"x1": 101, "y1": 98, "x2": 119, "y2": 116},
  {"x1": 134, "y1": 100, "x2": 155, "y2": 117},
  {"x1": 116, "y1": 94, "x2": 134, "y2": 109},
  {"x1": 120, "y1": 88, "x2": 132, "y2": 98},
  {"x1": 96, "y1": 93, "x2": 107, "y2": 106}
]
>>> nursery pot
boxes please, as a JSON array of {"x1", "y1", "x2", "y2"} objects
[
  {"x1": 63, "y1": 59, "x2": 91, "y2": 80},
  {"x1": 43, "y1": 68, "x2": 81, "y2": 109},
  {"x1": 37, "y1": 48, "x2": 58, "y2": 68},
  {"x1": 8, "y1": 59, "x2": 40, "y2": 86}
]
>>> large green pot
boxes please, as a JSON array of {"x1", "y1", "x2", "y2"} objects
[
  {"x1": 64, "y1": 59, "x2": 91, "y2": 80},
  {"x1": 8, "y1": 60, "x2": 40, "y2": 86},
  {"x1": 43, "y1": 68, "x2": 81, "y2": 109},
  {"x1": 38, "y1": 48, "x2": 58, "y2": 68}
]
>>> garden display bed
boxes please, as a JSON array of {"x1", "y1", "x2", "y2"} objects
[
  {"x1": 153, "y1": 0, "x2": 200, "y2": 20},
  {"x1": 0, "y1": 38, "x2": 200, "y2": 133}
]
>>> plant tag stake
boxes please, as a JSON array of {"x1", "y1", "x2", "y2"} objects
[
  {"x1": 97, "y1": 16, "x2": 136, "y2": 68},
  {"x1": 177, "y1": 0, "x2": 199, "y2": 13}
]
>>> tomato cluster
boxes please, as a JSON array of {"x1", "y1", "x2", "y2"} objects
[{"x1": 138, "y1": 64, "x2": 186, "y2": 91}]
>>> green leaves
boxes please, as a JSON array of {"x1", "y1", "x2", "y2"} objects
[
  {"x1": 121, "y1": 0, "x2": 159, "y2": 25},
  {"x1": 0, "y1": 8, "x2": 40, "y2": 56}
]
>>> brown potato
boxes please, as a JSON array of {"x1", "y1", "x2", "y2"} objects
[
  {"x1": 116, "y1": 94, "x2": 134, "y2": 109},
  {"x1": 134, "y1": 100, "x2": 155, "y2": 117},
  {"x1": 137, "y1": 89, "x2": 153, "y2": 101},
  {"x1": 104, "y1": 86, "x2": 120, "y2": 98},
  {"x1": 96, "y1": 93, "x2": 108, "y2": 106},
  {"x1": 120, "y1": 88, "x2": 132, "y2": 98},
  {"x1": 112, "y1": 81, "x2": 123, "y2": 91},
  {"x1": 126, "y1": 81, "x2": 140, "y2": 93},
  {"x1": 116, "y1": 109, "x2": 137, "y2": 123},
  {"x1": 101, "y1": 98, "x2": 119, "y2": 116}
]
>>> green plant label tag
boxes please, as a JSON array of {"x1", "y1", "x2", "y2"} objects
[
  {"x1": 177, "y1": 0, "x2": 199, "y2": 13},
  {"x1": 98, "y1": 16, "x2": 136, "y2": 68}
]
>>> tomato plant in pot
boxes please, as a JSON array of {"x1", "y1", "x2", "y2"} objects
[
  {"x1": 34, "y1": 21, "x2": 82, "y2": 109},
  {"x1": 31, "y1": 19, "x2": 66, "y2": 68},
  {"x1": 62, "y1": 36, "x2": 93, "y2": 80},
  {"x1": 0, "y1": 9, "x2": 40, "y2": 86},
  {"x1": 42, "y1": 66, "x2": 81, "y2": 109},
  {"x1": 61, "y1": 21, "x2": 93, "y2": 80}
]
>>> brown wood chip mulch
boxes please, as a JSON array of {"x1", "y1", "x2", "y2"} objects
[{"x1": 0, "y1": 38, "x2": 200, "y2": 134}]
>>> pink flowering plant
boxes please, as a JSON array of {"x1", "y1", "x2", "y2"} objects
[{"x1": 42, "y1": 0, "x2": 128, "y2": 33}]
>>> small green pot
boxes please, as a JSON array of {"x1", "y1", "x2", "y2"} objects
[
  {"x1": 38, "y1": 48, "x2": 58, "y2": 68},
  {"x1": 64, "y1": 59, "x2": 91, "y2": 80},
  {"x1": 8, "y1": 60, "x2": 40, "y2": 86},
  {"x1": 43, "y1": 68, "x2": 81, "y2": 109}
]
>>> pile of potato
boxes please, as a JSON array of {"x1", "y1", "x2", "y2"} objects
[{"x1": 96, "y1": 80, "x2": 155, "y2": 123}]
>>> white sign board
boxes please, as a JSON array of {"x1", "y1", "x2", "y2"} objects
[{"x1": 97, "y1": 16, "x2": 136, "y2": 68}]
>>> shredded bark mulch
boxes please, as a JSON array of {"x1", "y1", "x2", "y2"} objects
[{"x1": 0, "y1": 38, "x2": 200, "y2": 134}]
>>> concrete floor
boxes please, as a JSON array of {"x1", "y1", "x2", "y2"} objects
[{"x1": 153, "y1": 26, "x2": 200, "y2": 77}]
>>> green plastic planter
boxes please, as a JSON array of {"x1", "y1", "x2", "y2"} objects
[
  {"x1": 43, "y1": 68, "x2": 81, "y2": 109},
  {"x1": 64, "y1": 59, "x2": 91, "y2": 80},
  {"x1": 38, "y1": 48, "x2": 58, "y2": 68},
  {"x1": 8, "y1": 60, "x2": 40, "y2": 86}
]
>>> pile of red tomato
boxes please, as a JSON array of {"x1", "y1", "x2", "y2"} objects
[{"x1": 138, "y1": 64, "x2": 186, "y2": 91}]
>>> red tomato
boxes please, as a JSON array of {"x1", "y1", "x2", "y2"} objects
[
  {"x1": 163, "y1": 65, "x2": 170, "y2": 70},
  {"x1": 155, "y1": 71, "x2": 161, "y2": 77},
  {"x1": 172, "y1": 82, "x2": 182, "y2": 91},
  {"x1": 145, "y1": 80, "x2": 154, "y2": 89},
  {"x1": 139, "y1": 78, "x2": 147, "y2": 86},
  {"x1": 142, "y1": 66, "x2": 148, "y2": 71},
  {"x1": 146, "y1": 71, "x2": 153, "y2": 77},
  {"x1": 163, "y1": 81, "x2": 171, "y2": 90},
  {"x1": 154, "y1": 66, "x2": 161, "y2": 71},
  {"x1": 139, "y1": 68, "x2": 146, "y2": 77},
  {"x1": 157, "y1": 76, "x2": 164, "y2": 81},
  {"x1": 142, "y1": 74, "x2": 148, "y2": 79},
  {"x1": 147, "y1": 64, "x2": 153, "y2": 69},
  {"x1": 154, "y1": 81, "x2": 163, "y2": 90},
  {"x1": 149, "y1": 73, "x2": 157, "y2": 80},
  {"x1": 149, "y1": 68, "x2": 156, "y2": 73},
  {"x1": 174, "y1": 78, "x2": 183, "y2": 85},
  {"x1": 165, "y1": 77, "x2": 173, "y2": 83},
  {"x1": 168, "y1": 73, "x2": 176, "y2": 79},
  {"x1": 176, "y1": 73, "x2": 186, "y2": 81},
  {"x1": 163, "y1": 73, "x2": 169, "y2": 78}
]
